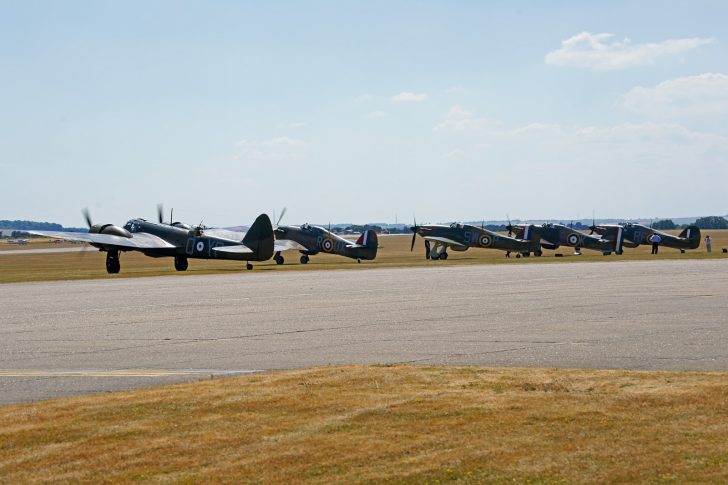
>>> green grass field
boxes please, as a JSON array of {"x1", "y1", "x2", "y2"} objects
[{"x1": 1, "y1": 230, "x2": 726, "y2": 283}]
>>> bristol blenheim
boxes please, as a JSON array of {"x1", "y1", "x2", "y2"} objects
[
  {"x1": 410, "y1": 220, "x2": 543, "y2": 259},
  {"x1": 29, "y1": 208, "x2": 274, "y2": 273}
]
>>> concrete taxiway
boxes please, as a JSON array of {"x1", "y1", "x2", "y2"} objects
[{"x1": 1, "y1": 259, "x2": 727, "y2": 404}]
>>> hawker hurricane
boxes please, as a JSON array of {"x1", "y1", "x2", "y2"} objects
[
  {"x1": 509, "y1": 222, "x2": 623, "y2": 255},
  {"x1": 589, "y1": 222, "x2": 700, "y2": 253},
  {"x1": 409, "y1": 221, "x2": 543, "y2": 259},
  {"x1": 273, "y1": 223, "x2": 378, "y2": 264}
]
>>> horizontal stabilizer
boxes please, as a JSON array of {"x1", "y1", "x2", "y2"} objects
[{"x1": 212, "y1": 244, "x2": 253, "y2": 254}]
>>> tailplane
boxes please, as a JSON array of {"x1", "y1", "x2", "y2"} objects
[{"x1": 242, "y1": 214, "x2": 274, "y2": 261}]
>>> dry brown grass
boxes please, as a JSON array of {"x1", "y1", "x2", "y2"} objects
[
  {"x1": 1, "y1": 365, "x2": 727, "y2": 484},
  {"x1": 1, "y1": 230, "x2": 727, "y2": 284}
]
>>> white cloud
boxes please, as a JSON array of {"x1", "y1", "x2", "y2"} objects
[
  {"x1": 369, "y1": 111, "x2": 388, "y2": 118},
  {"x1": 433, "y1": 106, "x2": 499, "y2": 132},
  {"x1": 391, "y1": 92, "x2": 428, "y2": 103},
  {"x1": 545, "y1": 32, "x2": 714, "y2": 70},
  {"x1": 234, "y1": 137, "x2": 307, "y2": 162},
  {"x1": 624, "y1": 73, "x2": 728, "y2": 117}
]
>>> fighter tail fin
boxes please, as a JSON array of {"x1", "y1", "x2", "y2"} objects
[
  {"x1": 524, "y1": 225, "x2": 542, "y2": 253},
  {"x1": 354, "y1": 229, "x2": 378, "y2": 260},
  {"x1": 242, "y1": 214, "x2": 274, "y2": 261},
  {"x1": 679, "y1": 225, "x2": 701, "y2": 249}
]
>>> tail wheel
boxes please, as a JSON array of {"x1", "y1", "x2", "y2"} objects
[
  {"x1": 246, "y1": 263, "x2": 253, "y2": 270},
  {"x1": 274, "y1": 255, "x2": 284, "y2": 265}
]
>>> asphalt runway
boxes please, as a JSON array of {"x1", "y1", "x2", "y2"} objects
[{"x1": 1, "y1": 259, "x2": 727, "y2": 405}]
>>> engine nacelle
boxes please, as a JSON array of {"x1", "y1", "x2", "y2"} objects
[{"x1": 90, "y1": 224, "x2": 132, "y2": 238}]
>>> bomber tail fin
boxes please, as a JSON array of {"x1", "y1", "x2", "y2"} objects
[
  {"x1": 242, "y1": 214, "x2": 274, "y2": 261},
  {"x1": 679, "y1": 225, "x2": 701, "y2": 249}
]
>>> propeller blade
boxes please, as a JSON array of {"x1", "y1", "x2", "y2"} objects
[
  {"x1": 82, "y1": 208, "x2": 93, "y2": 228},
  {"x1": 157, "y1": 203, "x2": 164, "y2": 224},
  {"x1": 276, "y1": 207, "x2": 287, "y2": 227},
  {"x1": 409, "y1": 215, "x2": 419, "y2": 252}
]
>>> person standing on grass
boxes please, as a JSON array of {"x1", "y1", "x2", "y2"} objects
[
  {"x1": 705, "y1": 235, "x2": 712, "y2": 253},
  {"x1": 649, "y1": 233, "x2": 662, "y2": 254}
]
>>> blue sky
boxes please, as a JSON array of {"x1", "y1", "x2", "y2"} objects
[{"x1": 2, "y1": 1, "x2": 726, "y2": 227}]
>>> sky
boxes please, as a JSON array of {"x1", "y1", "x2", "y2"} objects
[{"x1": 1, "y1": 1, "x2": 727, "y2": 227}]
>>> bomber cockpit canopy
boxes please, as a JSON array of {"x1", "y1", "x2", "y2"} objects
[{"x1": 123, "y1": 219, "x2": 141, "y2": 232}]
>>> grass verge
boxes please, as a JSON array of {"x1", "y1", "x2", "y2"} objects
[{"x1": 1, "y1": 365, "x2": 727, "y2": 483}]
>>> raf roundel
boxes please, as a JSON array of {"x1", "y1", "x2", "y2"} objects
[
  {"x1": 321, "y1": 238, "x2": 335, "y2": 253},
  {"x1": 478, "y1": 234, "x2": 492, "y2": 247},
  {"x1": 567, "y1": 234, "x2": 580, "y2": 246},
  {"x1": 196, "y1": 241, "x2": 205, "y2": 252}
]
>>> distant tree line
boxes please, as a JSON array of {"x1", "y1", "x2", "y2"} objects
[
  {"x1": 0, "y1": 220, "x2": 86, "y2": 237},
  {"x1": 645, "y1": 217, "x2": 728, "y2": 230}
]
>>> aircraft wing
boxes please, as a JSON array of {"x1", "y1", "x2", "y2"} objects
[
  {"x1": 27, "y1": 230, "x2": 176, "y2": 250},
  {"x1": 423, "y1": 236, "x2": 464, "y2": 247},
  {"x1": 212, "y1": 244, "x2": 253, "y2": 254},
  {"x1": 274, "y1": 239, "x2": 308, "y2": 252}
]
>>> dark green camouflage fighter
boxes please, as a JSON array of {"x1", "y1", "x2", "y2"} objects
[
  {"x1": 273, "y1": 224, "x2": 378, "y2": 264},
  {"x1": 409, "y1": 221, "x2": 542, "y2": 260}
]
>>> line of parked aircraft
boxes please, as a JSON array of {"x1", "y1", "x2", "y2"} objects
[{"x1": 27, "y1": 206, "x2": 701, "y2": 274}]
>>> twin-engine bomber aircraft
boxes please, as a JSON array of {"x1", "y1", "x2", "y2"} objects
[
  {"x1": 410, "y1": 221, "x2": 543, "y2": 259},
  {"x1": 28, "y1": 210, "x2": 274, "y2": 273},
  {"x1": 273, "y1": 223, "x2": 378, "y2": 264}
]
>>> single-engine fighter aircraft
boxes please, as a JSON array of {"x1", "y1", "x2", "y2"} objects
[
  {"x1": 273, "y1": 223, "x2": 378, "y2": 264},
  {"x1": 589, "y1": 222, "x2": 700, "y2": 253},
  {"x1": 409, "y1": 221, "x2": 543, "y2": 260},
  {"x1": 28, "y1": 209, "x2": 274, "y2": 273},
  {"x1": 509, "y1": 222, "x2": 623, "y2": 255}
]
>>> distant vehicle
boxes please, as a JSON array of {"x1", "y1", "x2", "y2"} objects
[
  {"x1": 410, "y1": 221, "x2": 542, "y2": 259},
  {"x1": 8, "y1": 239, "x2": 29, "y2": 245},
  {"x1": 590, "y1": 222, "x2": 700, "y2": 253},
  {"x1": 509, "y1": 222, "x2": 622, "y2": 255},
  {"x1": 28, "y1": 208, "x2": 274, "y2": 273}
]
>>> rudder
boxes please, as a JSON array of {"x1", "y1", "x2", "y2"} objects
[
  {"x1": 242, "y1": 214, "x2": 275, "y2": 261},
  {"x1": 679, "y1": 225, "x2": 701, "y2": 249}
]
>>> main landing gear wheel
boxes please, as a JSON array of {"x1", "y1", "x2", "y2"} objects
[
  {"x1": 246, "y1": 263, "x2": 253, "y2": 270},
  {"x1": 105, "y1": 250, "x2": 120, "y2": 274},
  {"x1": 300, "y1": 255, "x2": 310, "y2": 264},
  {"x1": 174, "y1": 256, "x2": 188, "y2": 271},
  {"x1": 534, "y1": 249, "x2": 542, "y2": 257},
  {"x1": 274, "y1": 252, "x2": 284, "y2": 265},
  {"x1": 440, "y1": 252, "x2": 448, "y2": 260}
]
